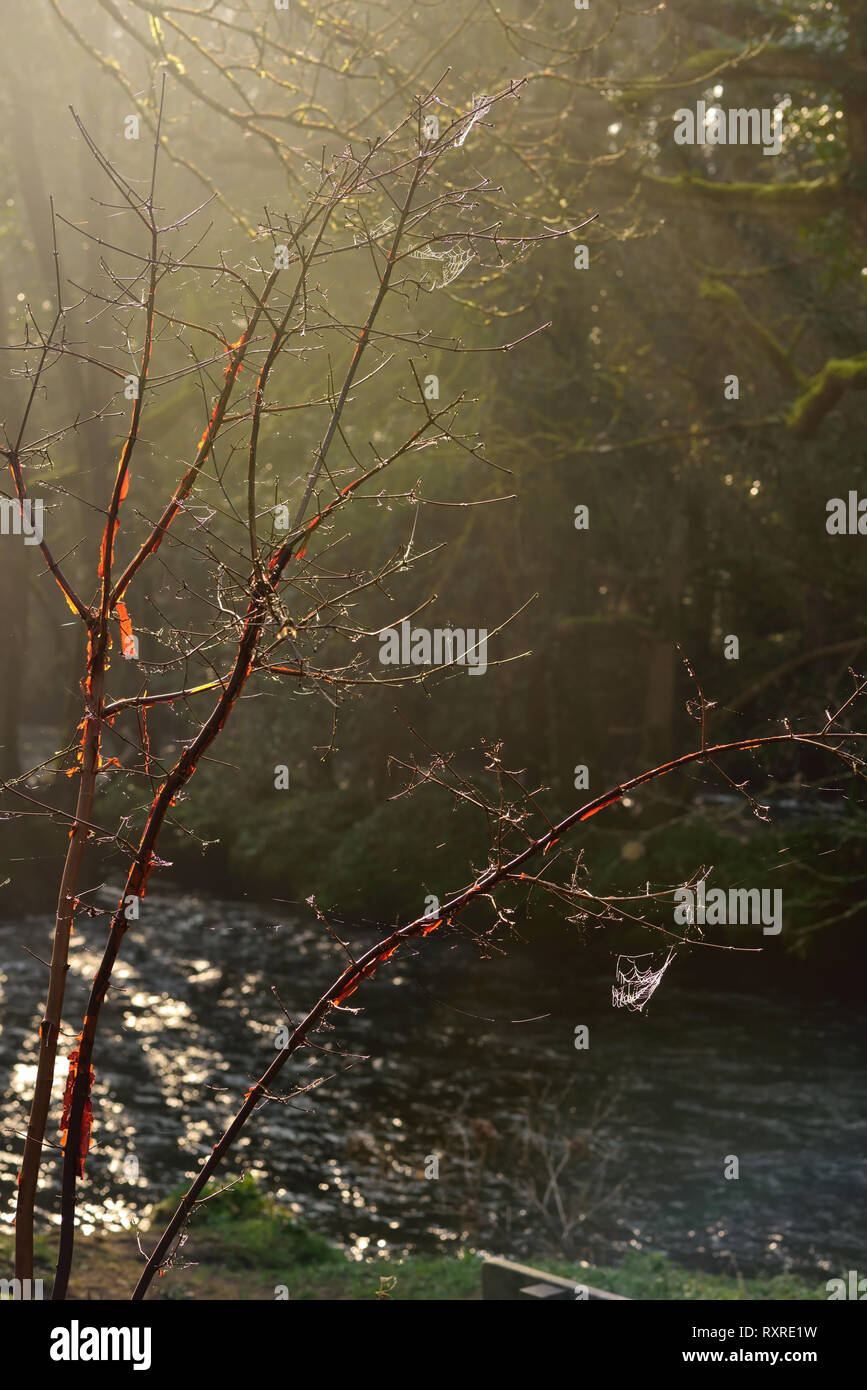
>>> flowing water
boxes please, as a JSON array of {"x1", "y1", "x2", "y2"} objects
[{"x1": 1, "y1": 887, "x2": 864, "y2": 1280}]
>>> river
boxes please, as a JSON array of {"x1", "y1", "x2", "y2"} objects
[{"x1": 1, "y1": 886, "x2": 864, "y2": 1280}]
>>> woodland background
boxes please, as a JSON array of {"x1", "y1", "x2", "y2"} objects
[{"x1": 1, "y1": 0, "x2": 866, "y2": 993}]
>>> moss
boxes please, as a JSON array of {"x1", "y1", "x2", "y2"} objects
[
  {"x1": 699, "y1": 276, "x2": 741, "y2": 307},
  {"x1": 642, "y1": 172, "x2": 846, "y2": 218},
  {"x1": 618, "y1": 45, "x2": 844, "y2": 109},
  {"x1": 698, "y1": 276, "x2": 805, "y2": 388},
  {"x1": 787, "y1": 355, "x2": 867, "y2": 438},
  {"x1": 619, "y1": 49, "x2": 742, "y2": 108}
]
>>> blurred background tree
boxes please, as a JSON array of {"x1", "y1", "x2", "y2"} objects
[{"x1": 2, "y1": 0, "x2": 865, "y2": 974}]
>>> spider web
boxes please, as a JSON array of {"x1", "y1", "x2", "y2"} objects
[
  {"x1": 611, "y1": 947, "x2": 675, "y2": 1013},
  {"x1": 454, "y1": 93, "x2": 494, "y2": 147},
  {"x1": 410, "y1": 242, "x2": 476, "y2": 289},
  {"x1": 351, "y1": 215, "x2": 475, "y2": 289},
  {"x1": 352, "y1": 215, "x2": 395, "y2": 246}
]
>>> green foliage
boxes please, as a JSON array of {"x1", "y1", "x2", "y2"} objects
[
  {"x1": 16, "y1": 1216, "x2": 830, "y2": 1299},
  {"x1": 150, "y1": 1175, "x2": 341, "y2": 1270},
  {"x1": 538, "y1": 1250, "x2": 826, "y2": 1301},
  {"x1": 315, "y1": 794, "x2": 489, "y2": 919},
  {"x1": 3, "y1": 0, "x2": 867, "y2": 972}
]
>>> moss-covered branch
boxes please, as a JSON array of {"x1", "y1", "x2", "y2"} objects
[
  {"x1": 642, "y1": 171, "x2": 855, "y2": 217},
  {"x1": 620, "y1": 44, "x2": 851, "y2": 107},
  {"x1": 787, "y1": 354, "x2": 867, "y2": 437},
  {"x1": 699, "y1": 276, "x2": 807, "y2": 391}
]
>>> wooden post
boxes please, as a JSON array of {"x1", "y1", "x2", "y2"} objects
[{"x1": 481, "y1": 1256, "x2": 628, "y2": 1300}]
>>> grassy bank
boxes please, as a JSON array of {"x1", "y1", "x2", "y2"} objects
[{"x1": 7, "y1": 1179, "x2": 826, "y2": 1301}]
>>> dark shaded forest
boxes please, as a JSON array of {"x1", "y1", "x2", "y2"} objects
[
  {"x1": 2, "y1": 1, "x2": 865, "y2": 990},
  {"x1": 1, "y1": 1, "x2": 867, "y2": 1318}
]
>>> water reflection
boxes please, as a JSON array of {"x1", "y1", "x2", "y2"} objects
[{"x1": 1, "y1": 887, "x2": 865, "y2": 1278}]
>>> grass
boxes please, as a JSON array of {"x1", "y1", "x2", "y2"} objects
[{"x1": 3, "y1": 1177, "x2": 827, "y2": 1300}]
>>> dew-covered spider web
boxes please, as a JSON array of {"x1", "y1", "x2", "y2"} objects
[
  {"x1": 611, "y1": 947, "x2": 675, "y2": 1012},
  {"x1": 349, "y1": 213, "x2": 476, "y2": 289},
  {"x1": 410, "y1": 242, "x2": 476, "y2": 289}
]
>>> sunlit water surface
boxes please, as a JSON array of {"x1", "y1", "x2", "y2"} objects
[{"x1": 1, "y1": 888, "x2": 864, "y2": 1279}]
